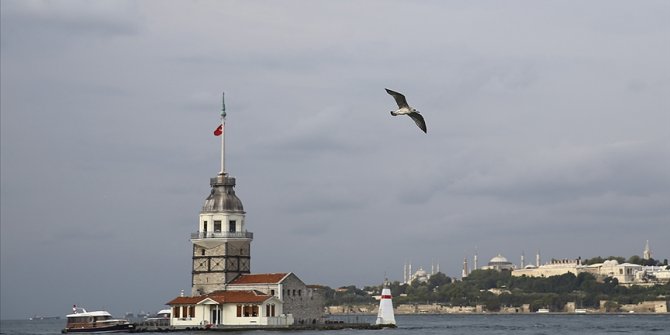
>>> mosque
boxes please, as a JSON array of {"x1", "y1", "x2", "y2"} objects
[
  {"x1": 166, "y1": 104, "x2": 323, "y2": 328},
  {"x1": 403, "y1": 261, "x2": 440, "y2": 284}
]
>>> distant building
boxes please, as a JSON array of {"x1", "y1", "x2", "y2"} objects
[
  {"x1": 512, "y1": 255, "x2": 669, "y2": 286},
  {"x1": 512, "y1": 258, "x2": 582, "y2": 278}
]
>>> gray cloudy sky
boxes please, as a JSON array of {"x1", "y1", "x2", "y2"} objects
[{"x1": 1, "y1": 0, "x2": 669, "y2": 320}]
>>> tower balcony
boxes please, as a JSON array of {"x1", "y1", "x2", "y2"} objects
[{"x1": 191, "y1": 231, "x2": 254, "y2": 239}]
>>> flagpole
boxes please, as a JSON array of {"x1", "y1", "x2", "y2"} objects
[{"x1": 220, "y1": 92, "x2": 226, "y2": 175}]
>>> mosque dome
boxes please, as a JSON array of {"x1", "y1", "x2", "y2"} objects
[
  {"x1": 481, "y1": 254, "x2": 514, "y2": 271},
  {"x1": 489, "y1": 254, "x2": 511, "y2": 265},
  {"x1": 410, "y1": 267, "x2": 430, "y2": 283},
  {"x1": 201, "y1": 174, "x2": 244, "y2": 213}
]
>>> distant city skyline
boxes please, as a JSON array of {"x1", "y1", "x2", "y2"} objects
[{"x1": 402, "y1": 239, "x2": 664, "y2": 282}]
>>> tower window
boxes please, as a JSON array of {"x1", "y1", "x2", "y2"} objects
[
  {"x1": 229, "y1": 220, "x2": 236, "y2": 232},
  {"x1": 214, "y1": 220, "x2": 222, "y2": 232},
  {"x1": 203, "y1": 221, "x2": 208, "y2": 232},
  {"x1": 201, "y1": 249, "x2": 205, "y2": 256}
]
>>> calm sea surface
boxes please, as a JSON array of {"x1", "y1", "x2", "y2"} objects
[{"x1": 2, "y1": 314, "x2": 669, "y2": 335}]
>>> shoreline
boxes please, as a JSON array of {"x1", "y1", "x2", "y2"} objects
[{"x1": 326, "y1": 311, "x2": 670, "y2": 316}]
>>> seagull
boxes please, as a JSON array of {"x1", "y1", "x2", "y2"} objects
[{"x1": 385, "y1": 88, "x2": 427, "y2": 133}]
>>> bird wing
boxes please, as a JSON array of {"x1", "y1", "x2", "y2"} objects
[
  {"x1": 408, "y1": 112, "x2": 427, "y2": 133},
  {"x1": 385, "y1": 88, "x2": 409, "y2": 108}
]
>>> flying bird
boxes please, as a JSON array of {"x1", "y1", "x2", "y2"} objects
[{"x1": 385, "y1": 88, "x2": 427, "y2": 133}]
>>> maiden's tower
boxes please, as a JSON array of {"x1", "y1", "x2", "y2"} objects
[{"x1": 167, "y1": 94, "x2": 324, "y2": 328}]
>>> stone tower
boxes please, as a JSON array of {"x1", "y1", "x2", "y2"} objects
[{"x1": 191, "y1": 94, "x2": 253, "y2": 295}]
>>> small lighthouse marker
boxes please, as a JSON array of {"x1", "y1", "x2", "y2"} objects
[{"x1": 375, "y1": 279, "x2": 396, "y2": 326}]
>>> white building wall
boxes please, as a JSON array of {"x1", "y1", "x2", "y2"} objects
[{"x1": 170, "y1": 299, "x2": 288, "y2": 328}]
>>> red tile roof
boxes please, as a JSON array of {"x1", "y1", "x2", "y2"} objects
[
  {"x1": 166, "y1": 295, "x2": 202, "y2": 305},
  {"x1": 228, "y1": 273, "x2": 289, "y2": 285},
  {"x1": 167, "y1": 290, "x2": 272, "y2": 305}
]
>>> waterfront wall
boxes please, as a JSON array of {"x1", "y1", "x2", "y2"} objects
[
  {"x1": 618, "y1": 300, "x2": 668, "y2": 313},
  {"x1": 326, "y1": 301, "x2": 669, "y2": 314}
]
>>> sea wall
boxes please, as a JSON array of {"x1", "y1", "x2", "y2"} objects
[
  {"x1": 618, "y1": 300, "x2": 668, "y2": 313},
  {"x1": 325, "y1": 301, "x2": 669, "y2": 314}
]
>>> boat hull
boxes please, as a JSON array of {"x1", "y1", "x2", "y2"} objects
[{"x1": 62, "y1": 323, "x2": 134, "y2": 333}]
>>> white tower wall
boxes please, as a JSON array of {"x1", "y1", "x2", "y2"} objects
[{"x1": 376, "y1": 287, "x2": 396, "y2": 325}]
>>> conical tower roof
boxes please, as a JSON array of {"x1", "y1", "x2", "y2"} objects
[{"x1": 201, "y1": 173, "x2": 244, "y2": 213}]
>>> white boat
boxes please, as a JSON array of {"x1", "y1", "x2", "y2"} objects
[
  {"x1": 142, "y1": 309, "x2": 171, "y2": 327},
  {"x1": 536, "y1": 308, "x2": 550, "y2": 313},
  {"x1": 62, "y1": 306, "x2": 134, "y2": 333},
  {"x1": 575, "y1": 308, "x2": 587, "y2": 314}
]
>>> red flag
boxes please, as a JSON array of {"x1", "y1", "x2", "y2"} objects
[{"x1": 214, "y1": 124, "x2": 223, "y2": 136}]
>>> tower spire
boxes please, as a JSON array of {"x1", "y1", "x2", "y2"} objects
[{"x1": 220, "y1": 92, "x2": 227, "y2": 175}]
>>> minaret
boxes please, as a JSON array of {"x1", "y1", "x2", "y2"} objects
[
  {"x1": 461, "y1": 257, "x2": 469, "y2": 279},
  {"x1": 521, "y1": 251, "x2": 525, "y2": 268},
  {"x1": 536, "y1": 250, "x2": 541, "y2": 267},
  {"x1": 403, "y1": 261, "x2": 411, "y2": 284},
  {"x1": 643, "y1": 240, "x2": 652, "y2": 260},
  {"x1": 190, "y1": 93, "x2": 253, "y2": 295},
  {"x1": 473, "y1": 250, "x2": 478, "y2": 271},
  {"x1": 408, "y1": 262, "x2": 412, "y2": 283}
]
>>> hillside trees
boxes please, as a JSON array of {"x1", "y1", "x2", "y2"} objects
[{"x1": 323, "y1": 269, "x2": 670, "y2": 311}]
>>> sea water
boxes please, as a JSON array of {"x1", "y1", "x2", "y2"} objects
[{"x1": 2, "y1": 314, "x2": 669, "y2": 335}]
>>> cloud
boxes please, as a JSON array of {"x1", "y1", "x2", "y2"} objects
[
  {"x1": 450, "y1": 140, "x2": 670, "y2": 202},
  {"x1": 1, "y1": 0, "x2": 142, "y2": 43}
]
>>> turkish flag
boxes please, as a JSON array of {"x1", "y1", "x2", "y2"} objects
[{"x1": 214, "y1": 124, "x2": 223, "y2": 136}]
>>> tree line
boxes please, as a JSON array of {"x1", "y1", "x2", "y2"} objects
[{"x1": 324, "y1": 257, "x2": 669, "y2": 312}]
